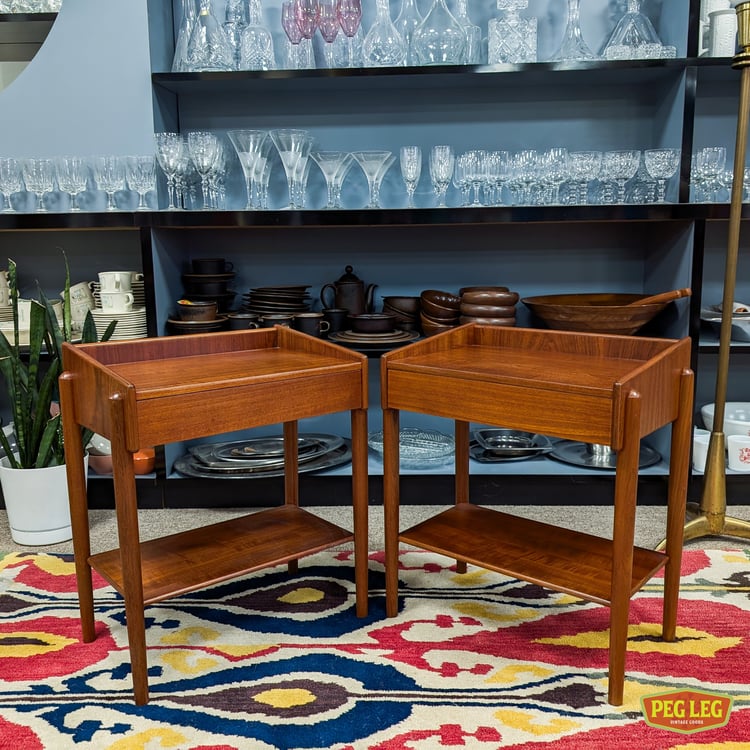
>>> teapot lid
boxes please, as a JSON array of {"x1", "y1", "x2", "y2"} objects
[{"x1": 337, "y1": 265, "x2": 360, "y2": 282}]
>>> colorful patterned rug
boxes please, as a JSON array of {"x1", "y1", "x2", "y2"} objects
[{"x1": 0, "y1": 546, "x2": 749, "y2": 749}]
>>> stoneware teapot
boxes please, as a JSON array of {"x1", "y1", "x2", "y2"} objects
[{"x1": 320, "y1": 265, "x2": 377, "y2": 315}]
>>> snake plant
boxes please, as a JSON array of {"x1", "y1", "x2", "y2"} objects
[{"x1": 0, "y1": 255, "x2": 116, "y2": 469}]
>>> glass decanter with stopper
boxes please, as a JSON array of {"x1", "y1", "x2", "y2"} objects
[
  {"x1": 186, "y1": 0, "x2": 235, "y2": 71},
  {"x1": 552, "y1": 0, "x2": 597, "y2": 61},
  {"x1": 413, "y1": 0, "x2": 466, "y2": 66},
  {"x1": 488, "y1": 0, "x2": 537, "y2": 64},
  {"x1": 601, "y1": 0, "x2": 665, "y2": 60},
  {"x1": 394, "y1": 0, "x2": 423, "y2": 67},
  {"x1": 223, "y1": 0, "x2": 247, "y2": 69},
  {"x1": 362, "y1": 0, "x2": 407, "y2": 67},
  {"x1": 239, "y1": 0, "x2": 277, "y2": 70},
  {"x1": 172, "y1": 0, "x2": 198, "y2": 72},
  {"x1": 453, "y1": 0, "x2": 481, "y2": 64}
]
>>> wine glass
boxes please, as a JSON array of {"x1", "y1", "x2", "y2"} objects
[
  {"x1": 602, "y1": 149, "x2": 641, "y2": 204},
  {"x1": 282, "y1": 0, "x2": 305, "y2": 69},
  {"x1": 429, "y1": 144, "x2": 455, "y2": 207},
  {"x1": 0, "y1": 157, "x2": 23, "y2": 212},
  {"x1": 228, "y1": 129, "x2": 269, "y2": 210},
  {"x1": 337, "y1": 0, "x2": 362, "y2": 68},
  {"x1": 399, "y1": 145, "x2": 422, "y2": 208},
  {"x1": 352, "y1": 151, "x2": 393, "y2": 208},
  {"x1": 318, "y1": 0, "x2": 339, "y2": 67},
  {"x1": 21, "y1": 158, "x2": 56, "y2": 212},
  {"x1": 125, "y1": 155, "x2": 157, "y2": 211},
  {"x1": 567, "y1": 150, "x2": 602, "y2": 205},
  {"x1": 187, "y1": 131, "x2": 223, "y2": 209},
  {"x1": 155, "y1": 133, "x2": 188, "y2": 210},
  {"x1": 311, "y1": 151, "x2": 349, "y2": 208},
  {"x1": 55, "y1": 156, "x2": 90, "y2": 212},
  {"x1": 692, "y1": 146, "x2": 726, "y2": 202},
  {"x1": 270, "y1": 129, "x2": 313, "y2": 209},
  {"x1": 644, "y1": 148, "x2": 681, "y2": 203},
  {"x1": 92, "y1": 155, "x2": 127, "y2": 211}
]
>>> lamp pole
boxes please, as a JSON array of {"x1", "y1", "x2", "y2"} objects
[{"x1": 680, "y1": 1, "x2": 750, "y2": 545}]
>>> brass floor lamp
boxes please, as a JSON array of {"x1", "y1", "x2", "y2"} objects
[{"x1": 680, "y1": 1, "x2": 750, "y2": 546}]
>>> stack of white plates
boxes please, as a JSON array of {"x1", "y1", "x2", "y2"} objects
[
  {"x1": 0, "y1": 307, "x2": 13, "y2": 323},
  {"x1": 90, "y1": 307, "x2": 148, "y2": 340}
]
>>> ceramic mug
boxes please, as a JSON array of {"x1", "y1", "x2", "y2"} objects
[
  {"x1": 65, "y1": 281, "x2": 96, "y2": 307},
  {"x1": 322, "y1": 307, "x2": 349, "y2": 334},
  {"x1": 192, "y1": 258, "x2": 233, "y2": 275},
  {"x1": 727, "y1": 435, "x2": 750, "y2": 472},
  {"x1": 260, "y1": 314, "x2": 293, "y2": 328},
  {"x1": 708, "y1": 9, "x2": 738, "y2": 57},
  {"x1": 100, "y1": 290, "x2": 134, "y2": 313},
  {"x1": 292, "y1": 312, "x2": 330, "y2": 337},
  {"x1": 227, "y1": 313, "x2": 260, "y2": 330},
  {"x1": 98, "y1": 271, "x2": 132, "y2": 292},
  {"x1": 692, "y1": 429, "x2": 711, "y2": 472}
]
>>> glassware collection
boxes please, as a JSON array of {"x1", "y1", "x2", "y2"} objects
[
  {"x1": 169, "y1": 0, "x2": 678, "y2": 72},
  {"x1": 0, "y1": 0, "x2": 62, "y2": 11}
]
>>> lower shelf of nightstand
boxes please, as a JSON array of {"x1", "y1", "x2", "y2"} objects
[
  {"x1": 398, "y1": 504, "x2": 667, "y2": 606},
  {"x1": 89, "y1": 505, "x2": 353, "y2": 605}
]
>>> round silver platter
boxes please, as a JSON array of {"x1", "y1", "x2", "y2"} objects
[{"x1": 548, "y1": 441, "x2": 661, "y2": 471}]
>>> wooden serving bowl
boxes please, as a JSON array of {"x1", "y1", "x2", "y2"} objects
[{"x1": 521, "y1": 293, "x2": 672, "y2": 335}]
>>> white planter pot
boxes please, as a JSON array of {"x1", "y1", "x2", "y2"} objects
[{"x1": 0, "y1": 456, "x2": 87, "y2": 546}]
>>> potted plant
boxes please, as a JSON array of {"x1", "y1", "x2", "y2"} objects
[{"x1": 0, "y1": 255, "x2": 115, "y2": 545}]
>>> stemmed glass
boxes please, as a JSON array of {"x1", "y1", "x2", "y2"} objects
[
  {"x1": 541, "y1": 147, "x2": 569, "y2": 205},
  {"x1": 353, "y1": 151, "x2": 393, "y2": 208},
  {"x1": 568, "y1": 150, "x2": 602, "y2": 205},
  {"x1": 318, "y1": 0, "x2": 340, "y2": 67},
  {"x1": 337, "y1": 0, "x2": 362, "y2": 68},
  {"x1": 155, "y1": 133, "x2": 188, "y2": 210},
  {"x1": 125, "y1": 155, "x2": 157, "y2": 211},
  {"x1": 311, "y1": 151, "x2": 350, "y2": 208},
  {"x1": 295, "y1": 0, "x2": 320, "y2": 68},
  {"x1": 21, "y1": 158, "x2": 55, "y2": 212},
  {"x1": 270, "y1": 129, "x2": 313, "y2": 209},
  {"x1": 644, "y1": 148, "x2": 681, "y2": 203},
  {"x1": 485, "y1": 150, "x2": 510, "y2": 205},
  {"x1": 282, "y1": 0, "x2": 305, "y2": 69},
  {"x1": 187, "y1": 131, "x2": 223, "y2": 209},
  {"x1": 429, "y1": 144, "x2": 455, "y2": 207},
  {"x1": 92, "y1": 155, "x2": 127, "y2": 211},
  {"x1": 54, "y1": 156, "x2": 90, "y2": 212},
  {"x1": 0, "y1": 158, "x2": 24, "y2": 212},
  {"x1": 692, "y1": 147, "x2": 726, "y2": 202},
  {"x1": 331, "y1": 152, "x2": 355, "y2": 207},
  {"x1": 228, "y1": 129, "x2": 269, "y2": 210},
  {"x1": 602, "y1": 149, "x2": 641, "y2": 204},
  {"x1": 399, "y1": 145, "x2": 422, "y2": 208}
]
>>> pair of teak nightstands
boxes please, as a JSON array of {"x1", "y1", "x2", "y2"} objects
[{"x1": 60, "y1": 323, "x2": 692, "y2": 705}]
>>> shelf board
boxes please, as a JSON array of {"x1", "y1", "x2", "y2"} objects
[
  {"x1": 399, "y1": 504, "x2": 667, "y2": 606},
  {"x1": 89, "y1": 505, "x2": 353, "y2": 604}
]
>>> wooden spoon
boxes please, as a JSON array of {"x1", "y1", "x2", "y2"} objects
[{"x1": 628, "y1": 288, "x2": 692, "y2": 307}]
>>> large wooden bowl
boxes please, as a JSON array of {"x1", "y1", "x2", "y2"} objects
[{"x1": 521, "y1": 293, "x2": 671, "y2": 335}]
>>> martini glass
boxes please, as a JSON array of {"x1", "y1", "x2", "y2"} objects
[
  {"x1": 644, "y1": 148, "x2": 681, "y2": 203},
  {"x1": 332, "y1": 152, "x2": 355, "y2": 207},
  {"x1": 311, "y1": 151, "x2": 349, "y2": 208},
  {"x1": 270, "y1": 129, "x2": 313, "y2": 209},
  {"x1": 353, "y1": 150, "x2": 393, "y2": 208}
]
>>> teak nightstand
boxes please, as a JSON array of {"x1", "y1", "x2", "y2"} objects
[
  {"x1": 60, "y1": 327, "x2": 369, "y2": 705},
  {"x1": 380, "y1": 323, "x2": 693, "y2": 706}
]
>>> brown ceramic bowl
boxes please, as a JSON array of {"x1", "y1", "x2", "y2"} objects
[
  {"x1": 349, "y1": 313, "x2": 396, "y2": 333},
  {"x1": 459, "y1": 285, "x2": 509, "y2": 295},
  {"x1": 420, "y1": 317, "x2": 456, "y2": 337},
  {"x1": 382, "y1": 296, "x2": 421, "y2": 315},
  {"x1": 420, "y1": 296, "x2": 462, "y2": 320},
  {"x1": 521, "y1": 293, "x2": 671, "y2": 335},
  {"x1": 420, "y1": 309, "x2": 459, "y2": 326},
  {"x1": 133, "y1": 448, "x2": 156, "y2": 475},
  {"x1": 177, "y1": 299, "x2": 218, "y2": 321},
  {"x1": 420, "y1": 289, "x2": 461, "y2": 309},
  {"x1": 459, "y1": 302, "x2": 517, "y2": 317},
  {"x1": 461, "y1": 290, "x2": 519, "y2": 306},
  {"x1": 459, "y1": 316, "x2": 517, "y2": 326}
]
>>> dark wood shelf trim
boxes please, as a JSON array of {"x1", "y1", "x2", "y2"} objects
[{"x1": 398, "y1": 504, "x2": 667, "y2": 606}]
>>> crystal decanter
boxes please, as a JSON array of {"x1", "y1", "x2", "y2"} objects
[
  {"x1": 413, "y1": 0, "x2": 466, "y2": 66},
  {"x1": 552, "y1": 0, "x2": 597, "y2": 61},
  {"x1": 239, "y1": 0, "x2": 277, "y2": 70},
  {"x1": 186, "y1": 0, "x2": 235, "y2": 71},
  {"x1": 453, "y1": 0, "x2": 482, "y2": 64},
  {"x1": 487, "y1": 0, "x2": 537, "y2": 64},
  {"x1": 172, "y1": 0, "x2": 198, "y2": 72},
  {"x1": 362, "y1": 0, "x2": 407, "y2": 67},
  {"x1": 223, "y1": 0, "x2": 247, "y2": 69},
  {"x1": 394, "y1": 0, "x2": 423, "y2": 67}
]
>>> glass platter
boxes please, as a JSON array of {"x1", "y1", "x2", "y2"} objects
[
  {"x1": 175, "y1": 436, "x2": 351, "y2": 478},
  {"x1": 368, "y1": 427, "x2": 454, "y2": 469}
]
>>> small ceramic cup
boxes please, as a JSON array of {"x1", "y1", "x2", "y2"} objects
[
  {"x1": 727, "y1": 435, "x2": 750, "y2": 472},
  {"x1": 260, "y1": 314, "x2": 293, "y2": 328},
  {"x1": 98, "y1": 271, "x2": 132, "y2": 292},
  {"x1": 692, "y1": 429, "x2": 711, "y2": 472},
  {"x1": 322, "y1": 308, "x2": 349, "y2": 334},
  {"x1": 192, "y1": 258, "x2": 233, "y2": 274},
  {"x1": 292, "y1": 312, "x2": 330, "y2": 337},
  {"x1": 227, "y1": 312, "x2": 260, "y2": 330},
  {"x1": 66, "y1": 280, "x2": 96, "y2": 307},
  {"x1": 100, "y1": 290, "x2": 134, "y2": 313}
]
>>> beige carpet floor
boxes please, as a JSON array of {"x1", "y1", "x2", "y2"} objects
[{"x1": 2, "y1": 505, "x2": 750, "y2": 554}]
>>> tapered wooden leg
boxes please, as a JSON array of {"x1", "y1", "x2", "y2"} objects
[
  {"x1": 608, "y1": 391, "x2": 641, "y2": 706},
  {"x1": 59, "y1": 373, "x2": 95, "y2": 642},
  {"x1": 351, "y1": 407, "x2": 368, "y2": 617},
  {"x1": 383, "y1": 407, "x2": 400, "y2": 617},
  {"x1": 110, "y1": 393, "x2": 149, "y2": 705},
  {"x1": 662, "y1": 369, "x2": 693, "y2": 640},
  {"x1": 284, "y1": 421, "x2": 299, "y2": 575},
  {"x1": 454, "y1": 420, "x2": 470, "y2": 574}
]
